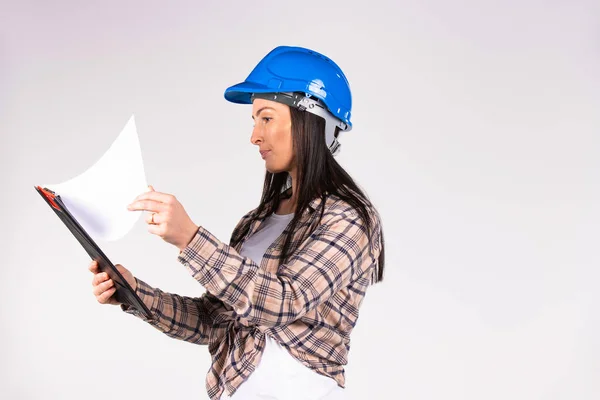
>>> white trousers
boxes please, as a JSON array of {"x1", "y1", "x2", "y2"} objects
[{"x1": 220, "y1": 336, "x2": 346, "y2": 400}]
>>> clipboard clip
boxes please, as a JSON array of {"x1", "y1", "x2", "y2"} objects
[{"x1": 36, "y1": 186, "x2": 60, "y2": 210}]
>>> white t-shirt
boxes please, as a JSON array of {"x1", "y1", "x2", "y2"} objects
[{"x1": 220, "y1": 211, "x2": 345, "y2": 400}]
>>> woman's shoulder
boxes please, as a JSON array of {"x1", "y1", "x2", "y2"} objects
[{"x1": 319, "y1": 192, "x2": 382, "y2": 231}]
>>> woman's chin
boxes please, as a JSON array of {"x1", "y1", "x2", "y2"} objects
[
  {"x1": 264, "y1": 158, "x2": 293, "y2": 175},
  {"x1": 265, "y1": 165, "x2": 284, "y2": 174},
  {"x1": 264, "y1": 160, "x2": 275, "y2": 173}
]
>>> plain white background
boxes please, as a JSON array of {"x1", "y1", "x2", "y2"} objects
[{"x1": 1, "y1": 1, "x2": 599, "y2": 399}]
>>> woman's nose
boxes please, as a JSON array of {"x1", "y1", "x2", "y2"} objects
[{"x1": 250, "y1": 125, "x2": 262, "y2": 145}]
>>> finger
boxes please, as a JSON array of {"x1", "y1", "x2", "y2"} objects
[
  {"x1": 92, "y1": 272, "x2": 109, "y2": 286},
  {"x1": 98, "y1": 287, "x2": 117, "y2": 304},
  {"x1": 127, "y1": 199, "x2": 166, "y2": 213},
  {"x1": 147, "y1": 223, "x2": 164, "y2": 237},
  {"x1": 145, "y1": 212, "x2": 161, "y2": 225},
  {"x1": 132, "y1": 190, "x2": 175, "y2": 204},
  {"x1": 148, "y1": 185, "x2": 155, "y2": 191},
  {"x1": 93, "y1": 278, "x2": 114, "y2": 294},
  {"x1": 92, "y1": 271, "x2": 109, "y2": 285},
  {"x1": 89, "y1": 260, "x2": 98, "y2": 273},
  {"x1": 93, "y1": 279, "x2": 114, "y2": 296}
]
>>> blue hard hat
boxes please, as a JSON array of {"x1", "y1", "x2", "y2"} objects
[{"x1": 224, "y1": 45, "x2": 353, "y2": 130}]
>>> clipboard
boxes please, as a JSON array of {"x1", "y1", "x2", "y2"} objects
[{"x1": 34, "y1": 185, "x2": 153, "y2": 319}]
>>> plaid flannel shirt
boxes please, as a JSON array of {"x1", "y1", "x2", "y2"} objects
[{"x1": 122, "y1": 193, "x2": 383, "y2": 399}]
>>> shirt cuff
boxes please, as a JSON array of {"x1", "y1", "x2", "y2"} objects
[
  {"x1": 120, "y1": 277, "x2": 159, "y2": 320},
  {"x1": 177, "y1": 225, "x2": 221, "y2": 282}
]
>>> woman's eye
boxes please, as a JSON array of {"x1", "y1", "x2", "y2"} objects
[{"x1": 262, "y1": 117, "x2": 272, "y2": 123}]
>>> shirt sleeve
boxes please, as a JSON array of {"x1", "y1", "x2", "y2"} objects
[
  {"x1": 177, "y1": 211, "x2": 381, "y2": 327},
  {"x1": 121, "y1": 277, "x2": 235, "y2": 345}
]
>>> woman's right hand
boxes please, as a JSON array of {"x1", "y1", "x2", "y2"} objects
[{"x1": 89, "y1": 260, "x2": 137, "y2": 305}]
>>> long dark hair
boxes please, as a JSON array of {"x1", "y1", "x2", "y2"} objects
[{"x1": 246, "y1": 103, "x2": 385, "y2": 283}]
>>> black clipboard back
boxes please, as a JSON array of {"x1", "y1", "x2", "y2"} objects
[{"x1": 35, "y1": 185, "x2": 153, "y2": 319}]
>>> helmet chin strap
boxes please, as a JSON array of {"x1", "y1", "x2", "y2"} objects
[{"x1": 251, "y1": 92, "x2": 347, "y2": 157}]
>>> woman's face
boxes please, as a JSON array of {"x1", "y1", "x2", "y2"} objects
[{"x1": 251, "y1": 98, "x2": 295, "y2": 174}]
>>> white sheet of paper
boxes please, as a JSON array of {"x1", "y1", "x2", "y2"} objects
[{"x1": 43, "y1": 114, "x2": 148, "y2": 242}]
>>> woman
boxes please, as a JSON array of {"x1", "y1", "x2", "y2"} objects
[{"x1": 89, "y1": 45, "x2": 386, "y2": 400}]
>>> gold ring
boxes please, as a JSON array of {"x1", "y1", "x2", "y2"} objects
[{"x1": 151, "y1": 213, "x2": 156, "y2": 224}]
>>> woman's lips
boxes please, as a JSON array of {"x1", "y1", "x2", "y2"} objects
[{"x1": 260, "y1": 150, "x2": 271, "y2": 159}]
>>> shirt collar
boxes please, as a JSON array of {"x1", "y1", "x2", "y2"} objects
[{"x1": 308, "y1": 196, "x2": 323, "y2": 212}]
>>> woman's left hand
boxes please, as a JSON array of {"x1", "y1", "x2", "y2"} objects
[{"x1": 127, "y1": 185, "x2": 199, "y2": 252}]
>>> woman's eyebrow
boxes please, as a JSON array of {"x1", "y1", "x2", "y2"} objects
[{"x1": 252, "y1": 107, "x2": 275, "y2": 119}]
